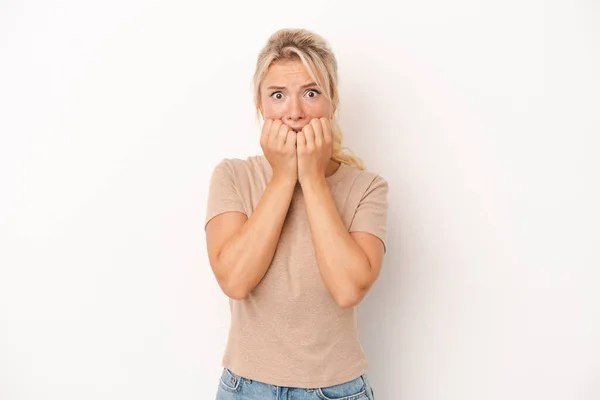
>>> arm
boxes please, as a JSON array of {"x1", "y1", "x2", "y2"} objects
[
  {"x1": 296, "y1": 118, "x2": 387, "y2": 308},
  {"x1": 301, "y1": 178, "x2": 385, "y2": 308},
  {"x1": 206, "y1": 175, "x2": 296, "y2": 300},
  {"x1": 206, "y1": 119, "x2": 298, "y2": 300}
]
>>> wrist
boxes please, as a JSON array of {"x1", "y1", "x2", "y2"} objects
[
  {"x1": 299, "y1": 174, "x2": 327, "y2": 192},
  {"x1": 271, "y1": 172, "x2": 297, "y2": 188}
]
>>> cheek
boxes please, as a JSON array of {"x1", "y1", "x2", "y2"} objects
[
  {"x1": 261, "y1": 101, "x2": 284, "y2": 119},
  {"x1": 306, "y1": 101, "x2": 332, "y2": 118}
]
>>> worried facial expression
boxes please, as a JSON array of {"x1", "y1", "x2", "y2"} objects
[{"x1": 259, "y1": 59, "x2": 333, "y2": 133}]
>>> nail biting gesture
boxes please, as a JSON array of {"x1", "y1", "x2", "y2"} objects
[
  {"x1": 296, "y1": 117, "x2": 334, "y2": 185},
  {"x1": 260, "y1": 119, "x2": 298, "y2": 183}
]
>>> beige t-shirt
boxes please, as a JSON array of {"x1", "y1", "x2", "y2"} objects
[{"x1": 205, "y1": 155, "x2": 388, "y2": 388}]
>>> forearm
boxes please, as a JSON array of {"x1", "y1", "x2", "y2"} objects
[
  {"x1": 218, "y1": 175, "x2": 296, "y2": 297},
  {"x1": 301, "y1": 177, "x2": 371, "y2": 306}
]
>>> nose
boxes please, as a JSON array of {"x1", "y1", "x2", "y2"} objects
[{"x1": 284, "y1": 96, "x2": 305, "y2": 125}]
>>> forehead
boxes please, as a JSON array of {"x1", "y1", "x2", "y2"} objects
[{"x1": 262, "y1": 59, "x2": 314, "y2": 86}]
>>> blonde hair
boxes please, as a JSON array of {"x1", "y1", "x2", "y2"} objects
[{"x1": 253, "y1": 28, "x2": 365, "y2": 170}]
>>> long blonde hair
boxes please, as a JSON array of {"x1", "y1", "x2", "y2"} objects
[{"x1": 253, "y1": 28, "x2": 365, "y2": 170}]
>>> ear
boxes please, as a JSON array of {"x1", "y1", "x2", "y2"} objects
[{"x1": 258, "y1": 104, "x2": 264, "y2": 120}]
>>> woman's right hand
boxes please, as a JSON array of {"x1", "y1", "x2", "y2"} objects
[{"x1": 260, "y1": 119, "x2": 298, "y2": 182}]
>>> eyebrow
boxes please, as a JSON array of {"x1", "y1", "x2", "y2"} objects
[{"x1": 266, "y1": 82, "x2": 319, "y2": 91}]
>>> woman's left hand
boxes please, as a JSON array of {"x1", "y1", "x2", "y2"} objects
[{"x1": 297, "y1": 117, "x2": 334, "y2": 186}]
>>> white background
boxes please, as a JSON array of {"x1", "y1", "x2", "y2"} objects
[{"x1": 1, "y1": 1, "x2": 599, "y2": 399}]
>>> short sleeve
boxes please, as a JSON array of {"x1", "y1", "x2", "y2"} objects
[
  {"x1": 204, "y1": 159, "x2": 247, "y2": 229},
  {"x1": 348, "y1": 175, "x2": 389, "y2": 253}
]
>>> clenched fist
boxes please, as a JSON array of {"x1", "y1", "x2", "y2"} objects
[
  {"x1": 296, "y1": 117, "x2": 334, "y2": 185},
  {"x1": 260, "y1": 119, "x2": 298, "y2": 183}
]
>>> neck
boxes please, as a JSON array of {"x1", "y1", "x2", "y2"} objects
[{"x1": 325, "y1": 159, "x2": 341, "y2": 177}]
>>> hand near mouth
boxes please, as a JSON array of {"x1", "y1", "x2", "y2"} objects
[
  {"x1": 260, "y1": 119, "x2": 298, "y2": 183},
  {"x1": 296, "y1": 117, "x2": 333, "y2": 186}
]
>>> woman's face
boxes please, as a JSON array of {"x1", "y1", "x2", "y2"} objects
[{"x1": 259, "y1": 59, "x2": 332, "y2": 132}]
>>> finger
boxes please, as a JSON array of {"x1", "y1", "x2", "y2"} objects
[
  {"x1": 262, "y1": 119, "x2": 273, "y2": 135},
  {"x1": 296, "y1": 131, "x2": 306, "y2": 152},
  {"x1": 269, "y1": 120, "x2": 283, "y2": 146},
  {"x1": 310, "y1": 118, "x2": 323, "y2": 147},
  {"x1": 277, "y1": 123, "x2": 290, "y2": 148},
  {"x1": 261, "y1": 119, "x2": 273, "y2": 147},
  {"x1": 285, "y1": 130, "x2": 297, "y2": 151},
  {"x1": 320, "y1": 117, "x2": 331, "y2": 138},
  {"x1": 320, "y1": 117, "x2": 333, "y2": 148},
  {"x1": 302, "y1": 124, "x2": 315, "y2": 149}
]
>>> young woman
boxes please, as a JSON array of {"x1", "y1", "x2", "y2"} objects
[{"x1": 205, "y1": 28, "x2": 388, "y2": 400}]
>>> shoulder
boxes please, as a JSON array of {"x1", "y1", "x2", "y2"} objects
[
  {"x1": 342, "y1": 164, "x2": 388, "y2": 194},
  {"x1": 212, "y1": 154, "x2": 269, "y2": 175},
  {"x1": 209, "y1": 155, "x2": 271, "y2": 188}
]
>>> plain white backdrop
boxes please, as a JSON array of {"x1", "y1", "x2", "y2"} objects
[{"x1": 1, "y1": 1, "x2": 599, "y2": 399}]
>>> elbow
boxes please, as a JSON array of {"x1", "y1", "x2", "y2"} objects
[
  {"x1": 219, "y1": 278, "x2": 250, "y2": 300},
  {"x1": 212, "y1": 257, "x2": 251, "y2": 300},
  {"x1": 334, "y1": 267, "x2": 371, "y2": 308},
  {"x1": 334, "y1": 287, "x2": 366, "y2": 309},
  {"x1": 226, "y1": 289, "x2": 249, "y2": 301},
  {"x1": 336, "y1": 298, "x2": 357, "y2": 309}
]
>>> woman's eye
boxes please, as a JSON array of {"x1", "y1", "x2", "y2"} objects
[
  {"x1": 271, "y1": 92, "x2": 283, "y2": 100},
  {"x1": 306, "y1": 89, "x2": 320, "y2": 98}
]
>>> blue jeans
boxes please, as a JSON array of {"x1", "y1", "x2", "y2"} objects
[{"x1": 215, "y1": 368, "x2": 375, "y2": 399}]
